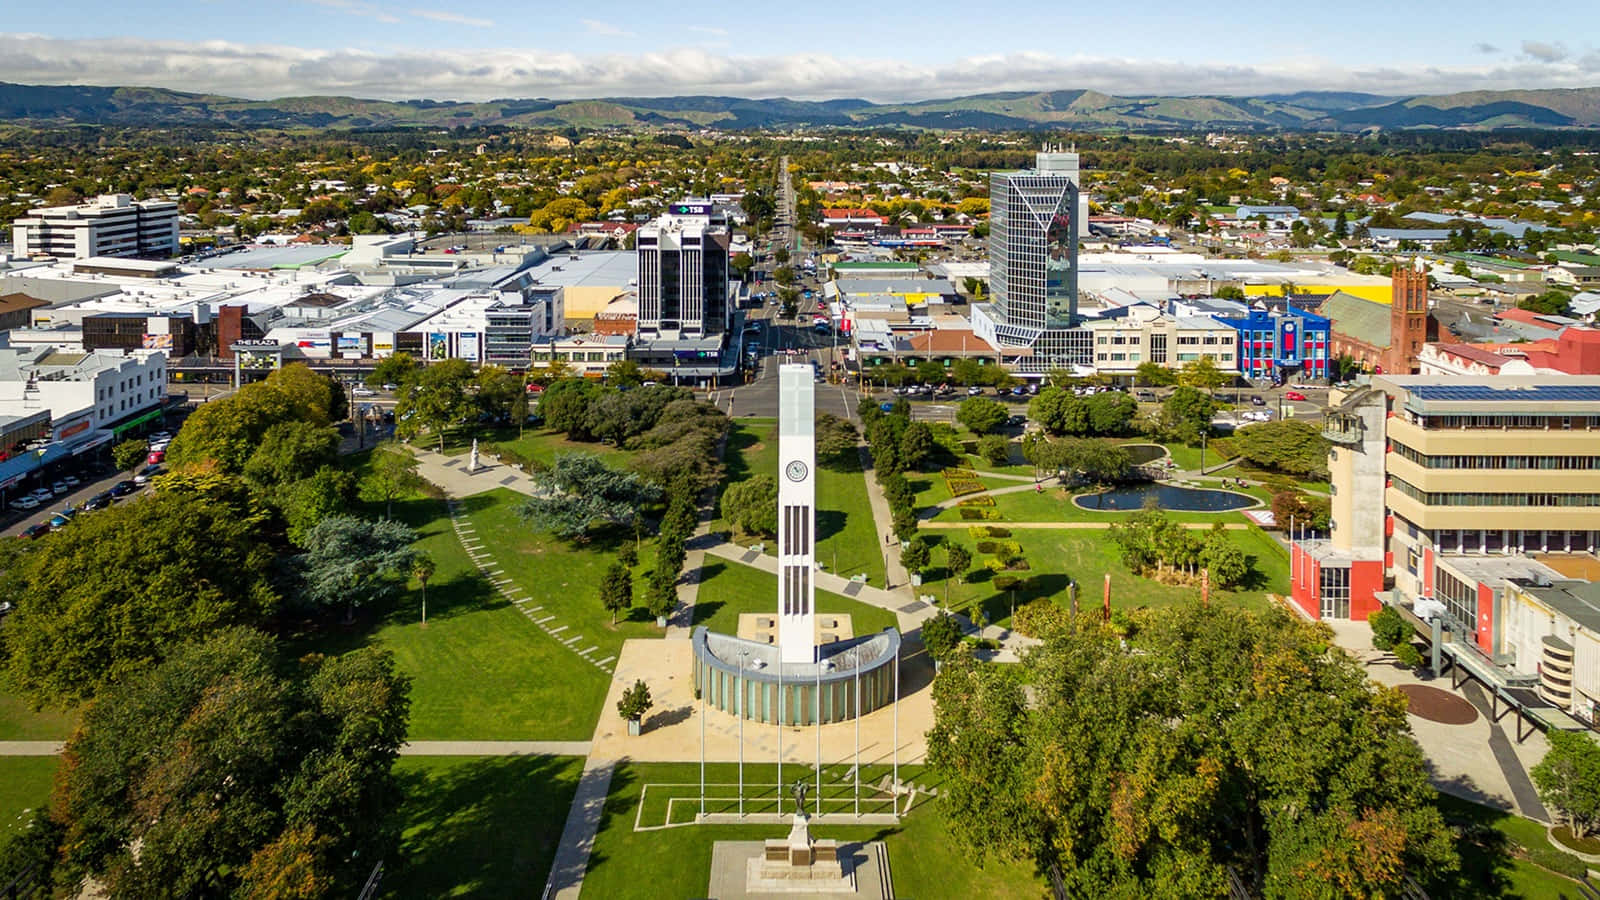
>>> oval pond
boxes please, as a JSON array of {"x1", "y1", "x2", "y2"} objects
[{"x1": 1074, "y1": 484, "x2": 1256, "y2": 512}]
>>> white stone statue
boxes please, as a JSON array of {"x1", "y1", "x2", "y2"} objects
[{"x1": 469, "y1": 438, "x2": 479, "y2": 473}]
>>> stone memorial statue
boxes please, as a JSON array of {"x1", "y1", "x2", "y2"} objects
[
  {"x1": 792, "y1": 778, "x2": 809, "y2": 818},
  {"x1": 469, "y1": 438, "x2": 479, "y2": 473}
]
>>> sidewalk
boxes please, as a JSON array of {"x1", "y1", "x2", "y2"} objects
[
  {"x1": 542, "y1": 757, "x2": 617, "y2": 900},
  {"x1": 855, "y1": 445, "x2": 911, "y2": 595},
  {"x1": 401, "y1": 741, "x2": 591, "y2": 756}
]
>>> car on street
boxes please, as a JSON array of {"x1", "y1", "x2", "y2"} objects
[
  {"x1": 1010, "y1": 386, "x2": 1028, "y2": 396},
  {"x1": 1285, "y1": 390, "x2": 1307, "y2": 401},
  {"x1": 109, "y1": 481, "x2": 138, "y2": 498},
  {"x1": 83, "y1": 492, "x2": 113, "y2": 511},
  {"x1": 879, "y1": 402, "x2": 896, "y2": 412},
  {"x1": 967, "y1": 386, "x2": 985, "y2": 396},
  {"x1": 29, "y1": 488, "x2": 52, "y2": 503},
  {"x1": 21, "y1": 523, "x2": 52, "y2": 540},
  {"x1": 9, "y1": 495, "x2": 40, "y2": 512},
  {"x1": 148, "y1": 431, "x2": 172, "y2": 442},
  {"x1": 147, "y1": 449, "x2": 166, "y2": 465},
  {"x1": 352, "y1": 386, "x2": 376, "y2": 397},
  {"x1": 133, "y1": 464, "x2": 165, "y2": 485},
  {"x1": 50, "y1": 481, "x2": 69, "y2": 495},
  {"x1": 62, "y1": 474, "x2": 81, "y2": 488},
  {"x1": 1007, "y1": 414, "x2": 1027, "y2": 427},
  {"x1": 1134, "y1": 390, "x2": 1157, "y2": 402},
  {"x1": 49, "y1": 510, "x2": 76, "y2": 528},
  {"x1": 1250, "y1": 395, "x2": 1266, "y2": 406}
]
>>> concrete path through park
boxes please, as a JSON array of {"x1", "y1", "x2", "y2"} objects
[
  {"x1": 407, "y1": 445, "x2": 541, "y2": 498},
  {"x1": 542, "y1": 756, "x2": 617, "y2": 900},
  {"x1": 0, "y1": 742, "x2": 63, "y2": 756},
  {"x1": 400, "y1": 741, "x2": 592, "y2": 756}
]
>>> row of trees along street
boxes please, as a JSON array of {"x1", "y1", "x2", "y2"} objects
[{"x1": 0, "y1": 363, "x2": 425, "y2": 896}]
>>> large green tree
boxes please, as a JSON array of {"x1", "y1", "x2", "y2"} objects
[
  {"x1": 928, "y1": 606, "x2": 1458, "y2": 897},
  {"x1": 0, "y1": 492, "x2": 278, "y2": 705},
  {"x1": 1158, "y1": 385, "x2": 1219, "y2": 445},
  {"x1": 518, "y1": 453, "x2": 663, "y2": 540},
  {"x1": 956, "y1": 397, "x2": 1007, "y2": 435},
  {"x1": 292, "y1": 515, "x2": 418, "y2": 620},
  {"x1": 1532, "y1": 730, "x2": 1600, "y2": 840},
  {"x1": 365, "y1": 352, "x2": 420, "y2": 389},
  {"x1": 53, "y1": 628, "x2": 410, "y2": 898},
  {"x1": 1232, "y1": 420, "x2": 1331, "y2": 478},
  {"x1": 720, "y1": 474, "x2": 778, "y2": 538},
  {"x1": 167, "y1": 365, "x2": 342, "y2": 474},
  {"x1": 395, "y1": 358, "x2": 476, "y2": 451}
]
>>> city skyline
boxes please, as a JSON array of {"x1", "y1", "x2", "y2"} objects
[{"x1": 0, "y1": 0, "x2": 1597, "y2": 102}]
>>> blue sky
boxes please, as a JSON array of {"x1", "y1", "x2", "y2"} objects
[{"x1": 1, "y1": 0, "x2": 1596, "y2": 101}]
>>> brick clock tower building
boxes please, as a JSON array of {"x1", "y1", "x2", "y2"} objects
[{"x1": 1382, "y1": 264, "x2": 1429, "y2": 376}]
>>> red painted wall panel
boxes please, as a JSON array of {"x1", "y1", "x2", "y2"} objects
[{"x1": 1476, "y1": 582, "x2": 1495, "y2": 654}]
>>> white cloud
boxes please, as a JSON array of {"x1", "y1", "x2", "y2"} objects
[
  {"x1": 581, "y1": 19, "x2": 635, "y2": 38},
  {"x1": 1473, "y1": 42, "x2": 1499, "y2": 54},
  {"x1": 1521, "y1": 40, "x2": 1569, "y2": 63},
  {"x1": 0, "y1": 33, "x2": 1596, "y2": 103},
  {"x1": 305, "y1": 0, "x2": 398, "y2": 25},
  {"x1": 411, "y1": 9, "x2": 495, "y2": 28}
]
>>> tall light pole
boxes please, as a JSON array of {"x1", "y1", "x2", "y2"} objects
[{"x1": 738, "y1": 649, "x2": 747, "y2": 818}]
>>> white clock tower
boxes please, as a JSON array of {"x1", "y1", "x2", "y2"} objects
[{"x1": 777, "y1": 364, "x2": 817, "y2": 664}]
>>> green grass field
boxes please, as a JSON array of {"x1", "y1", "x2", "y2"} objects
[
  {"x1": 0, "y1": 685, "x2": 74, "y2": 742},
  {"x1": 693, "y1": 561, "x2": 900, "y2": 637},
  {"x1": 1433, "y1": 792, "x2": 1595, "y2": 899},
  {"x1": 917, "y1": 526, "x2": 1284, "y2": 627},
  {"x1": 0, "y1": 757, "x2": 57, "y2": 834},
  {"x1": 462, "y1": 488, "x2": 667, "y2": 662},
  {"x1": 479, "y1": 428, "x2": 629, "y2": 468},
  {"x1": 713, "y1": 418, "x2": 779, "y2": 536},
  {"x1": 815, "y1": 454, "x2": 888, "y2": 586},
  {"x1": 581, "y1": 762, "x2": 1044, "y2": 900},
  {"x1": 926, "y1": 480, "x2": 1260, "y2": 525},
  {"x1": 390, "y1": 755, "x2": 586, "y2": 899},
  {"x1": 291, "y1": 490, "x2": 610, "y2": 742}
]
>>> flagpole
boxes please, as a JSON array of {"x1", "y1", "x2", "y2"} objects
[
  {"x1": 738, "y1": 655, "x2": 745, "y2": 818},
  {"x1": 816, "y1": 660, "x2": 822, "y2": 819},
  {"x1": 892, "y1": 649, "x2": 900, "y2": 819},
  {"x1": 777, "y1": 657, "x2": 783, "y2": 813},
  {"x1": 699, "y1": 665, "x2": 706, "y2": 820},
  {"x1": 854, "y1": 662, "x2": 861, "y2": 818}
]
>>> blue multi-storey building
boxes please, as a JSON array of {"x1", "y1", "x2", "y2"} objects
[{"x1": 1209, "y1": 307, "x2": 1331, "y2": 383}]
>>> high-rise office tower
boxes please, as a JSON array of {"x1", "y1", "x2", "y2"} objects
[
  {"x1": 991, "y1": 147, "x2": 1080, "y2": 329},
  {"x1": 636, "y1": 201, "x2": 732, "y2": 339},
  {"x1": 972, "y1": 147, "x2": 1090, "y2": 370}
]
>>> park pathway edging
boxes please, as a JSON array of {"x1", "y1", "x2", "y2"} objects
[
  {"x1": 401, "y1": 741, "x2": 592, "y2": 756},
  {"x1": 543, "y1": 756, "x2": 617, "y2": 900},
  {"x1": 444, "y1": 498, "x2": 616, "y2": 676}
]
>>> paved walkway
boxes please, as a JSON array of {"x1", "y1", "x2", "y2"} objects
[
  {"x1": 0, "y1": 742, "x2": 62, "y2": 756},
  {"x1": 409, "y1": 445, "x2": 541, "y2": 498},
  {"x1": 543, "y1": 757, "x2": 617, "y2": 900},
  {"x1": 401, "y1": 741, "x2": 592, "y2": 756},
  {"x1": 856, "y1": 445, "x2": 911, "y2": 595}
]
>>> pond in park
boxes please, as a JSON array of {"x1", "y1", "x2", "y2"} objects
[
  {"x1": 1074, "y1": 484, "x2": 1257, "y2": 512},
  {"x1": 1123, "y1": 444, "x2": 1167, "y2": 466}
]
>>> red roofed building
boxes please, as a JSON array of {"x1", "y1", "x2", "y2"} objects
[
  {"x1": 1492, "y1": 307, "x2": 1566, "y2": 334},
  {"x1": 821, "y1": 208, "x2": 887, "y2": 228}
]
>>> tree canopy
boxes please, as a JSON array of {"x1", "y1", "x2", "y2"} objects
[
  {"x1": 53, "y1": 628, "x2": 410, "y2": 898},
  {"x1": 1028, "y1": 388, "x2": 1136, "y2": 437},
  {"x1": 720, "y1": 474, "x2": 778, "y2": 538},
  {"x1": 0, "y1": 491, "x2": 278, "y2": 705},
  {"x1": 167, "y1": 364, "x2": 344, "y2": 474},
  {"x1": 519, "y1": 453, "x2": 663, "y2": 540},
  {"x1": 956, "y1": 397, "x2": 1007, "y2": 435},
  {"x1": 928, "y1": 605, "x2": 1457, "y2": 897},
  {"x1": 291, "y1": 515, "x2": 418, "y2": 619},
  {"x1": 1231, "y1": 420, "x2": 1331, "y2": 478}
]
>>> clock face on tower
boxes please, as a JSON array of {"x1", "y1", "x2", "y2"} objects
[{"x1": 785, "y1": 460, "x2": 808, "y2": 483}]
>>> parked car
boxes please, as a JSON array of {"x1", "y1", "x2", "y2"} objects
[
  {"x1": 879, "y1": 402, "x2": 896, "y2": 413},
  {"x1": 21, "y1": 523, "x2": 52, "y2": 540},
  {"x1": 967, "y1": 386, "x2": 985, "y2": 396},
  {"x1": 61, "y1": 474, "x2": 81, "y2": 488},
  {"x1": 148, "y1": 431, "x2": 173, "y2": 442},
  {"x1": 352, "y1": 387, "x2": 376, "y2": 397},
  {"x1": 1250, "y1": 395, "x2": 1266, "y2": 406},
  {"x1": 133, "y1": 465, "x2": 165, "y2": 485},
  {"x1": 49, "y1": 511, "x2": 74, "y2": 529},
  {"x1": 83, "y1": 492, "x2": 113, "y2": 511},
  {"x1": 109, "y1": 481, "x2": 138, "y2": 498},
  {"x1": 1285, "y1": 390, "x2": 1307, "y2": 402},
  {"x1": 9, "y1": 496, "x2": 40, "y2": 512},
  {"x1": 50, "y1": 481, "x2": 69, "y2": 495},
  {"x1": 1011, "y1": 386, "x2": 1028, "y2": 396},
  {"x1": 1134, "y1": 390, "x2": 1157, "y2": 402},
  {"x1": 1007, "y1": 415, "x2": 1027, "y2": 427}
]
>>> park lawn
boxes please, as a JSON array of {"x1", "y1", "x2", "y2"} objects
[
  {"x1": 815, "y1": 455, "x2": 888, "y2": 586},
  {"x1": 1433, "y1": 792, "x2": 1594, "y2": 899},
  {"x1": 581, "y1": 762, "x2": 1044, "y2": 900},
  {"x1": 0, "y1": 685, "x2": 74, "y2": 741},
  {"x1": 712, "y1": 418, "x2": 779, "y2": 536},
  {"x1": 694, "y1": 561, "x2": 899, "y2": 638},
  {"x1": 0, "y1": 757, "x2": 57, "y2": 833},
  {"x1": 390, "y1": 755, "x2": 586, "y2": 899},
  {"x1": 918, "y1": 527, "x2": 1280, "y2": 628},
  {"x1": 1158, "y1": 441, "x2": 1222, "y2": 472},
  {"x1": 463, "y1": 489, "x2": 667, "y2": 663},
  {"x1": 293, "y1": 491, "x2": 609, "y2": 742}
]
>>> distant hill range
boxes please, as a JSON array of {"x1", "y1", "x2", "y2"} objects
[{"x1": 2, "y1": 82, "x2": 1599, "y2": 132}]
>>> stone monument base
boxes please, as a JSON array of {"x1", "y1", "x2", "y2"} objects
[{"x1": 707, "y1": 841, "x2": 889, "y2": 899}]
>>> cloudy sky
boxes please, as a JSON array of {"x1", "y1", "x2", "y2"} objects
[{"x1": 1, "y1": 0, "x2": 1597, "y2": 102}]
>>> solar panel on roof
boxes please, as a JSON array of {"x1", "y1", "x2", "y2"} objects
[{"x1": 1410, "y1": 384, "x2": 1600, "y2": 402}]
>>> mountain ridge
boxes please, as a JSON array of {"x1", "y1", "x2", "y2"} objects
[{"x1": 1, "y1": 82, "x2": 1598, "y2": 132}]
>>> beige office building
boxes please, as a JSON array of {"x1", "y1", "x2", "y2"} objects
[{"x1": 1082, "y1": 307, "x2": 1237, "y2": 377}]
